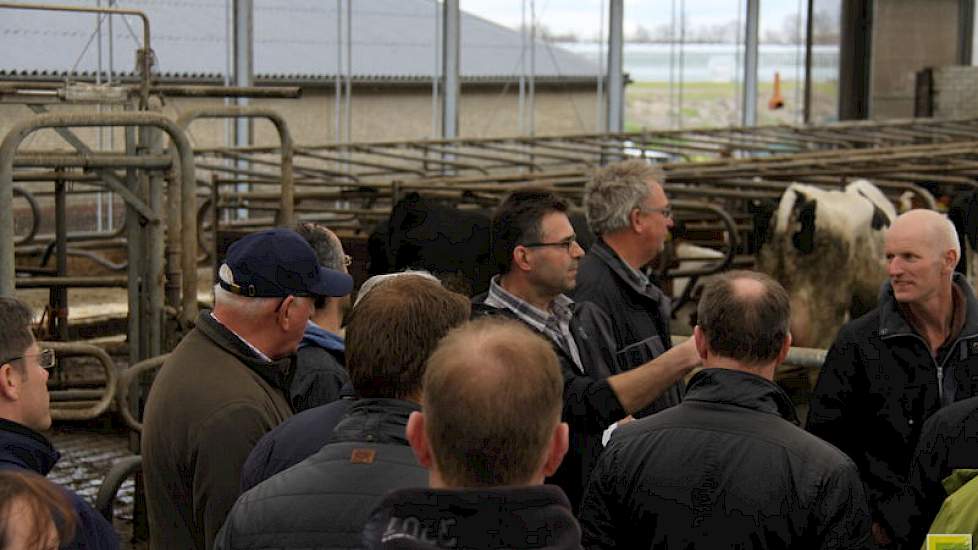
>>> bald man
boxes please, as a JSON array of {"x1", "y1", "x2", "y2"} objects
[
  {"x1": 808, "y1": 209, "x2": 978, "y2": 548},
  {"x1": 362, "y1": 317, "x2": 582, "y2": 549}
]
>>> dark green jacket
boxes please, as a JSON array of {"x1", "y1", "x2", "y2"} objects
[{"x1": 142, "y1": 311, "x2": 294, "y2": 550}]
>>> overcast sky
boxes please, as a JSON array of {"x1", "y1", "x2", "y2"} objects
[{"x1": 463, "y1": 1, "x2": 810, "y2": 39}]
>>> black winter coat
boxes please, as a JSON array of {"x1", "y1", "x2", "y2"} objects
[
  {"x1": 214, "y1": 399, "x2": 427, "y2": 550},
  {"x1": 572, "y1": 238, "x2": 683, "y2": 416},
  {"x1": 905, "y1": 395, "x2": 978, "y2": 547},
  {"x1": 471, "y1": 296, "x2": 626, "y2": 513},
  {"x1": 806, "y1": 275, "x2": 978, "y2": 543},
  {"x1": 0, "y1": 418, "x2": 119, "y2": 549},
  {"x1": 580, "y1": 368, "x2": 871, "y2": 550}
]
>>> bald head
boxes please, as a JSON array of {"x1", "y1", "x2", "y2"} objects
[
  {"x1": 696, "y1": 270, "x2": 791, "y2": 365},
  {"x1": 887, "y1": 209, "x2": 960, "y2": 261},
  {"x1": 421, "y1": 318, "x2": 563, "y2": 487}
]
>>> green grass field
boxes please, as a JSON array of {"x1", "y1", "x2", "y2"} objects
[{"x1": 625, "y1": 80, "x2": 839, "y2": 130}]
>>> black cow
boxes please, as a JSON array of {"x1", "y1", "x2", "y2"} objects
[{"x1": 368, "y1": 192, "x2": 594, "y2": 296}]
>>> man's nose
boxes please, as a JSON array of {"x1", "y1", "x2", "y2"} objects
[
  {"x1": 887, "y1": 258, "x2": 902, "y2": 275},
  {"x1": 570, "y1": 241, "x2": 585, "y2": 258}
]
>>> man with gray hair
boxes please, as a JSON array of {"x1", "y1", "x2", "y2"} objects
[
  {"x1": 142, "y1": 228, "x2": 353, "y2": 550},
  {"x1": 580, "y1": 271, "x2": 871, "y2": 549},
  {"x1": 575, "y1": 159, "x2": 683, "y2": 416},
  {"x1": 291, "y1": 222, "x2": 355, "y2": 412}
]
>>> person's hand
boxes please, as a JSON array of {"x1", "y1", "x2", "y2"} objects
[
  {"x1": 871, "y1": 521, "x2": 892, "y2": 547},
  {"x1": 669, "y1": 337, "x2": 701, "y2": 373}
]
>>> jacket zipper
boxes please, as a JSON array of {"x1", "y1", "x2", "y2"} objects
[{"x1": 881, "y1": 332, "x2": 978, "y2": 404}]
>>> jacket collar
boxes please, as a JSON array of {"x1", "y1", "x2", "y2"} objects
[
  {"x1": 195, "y1": 310, "x2": 295, "y2": 393},
  {"x1": 942, "y1": 468, "x2": 978, "y2": 496},
  {"x1": 300, "y1": 321, "x2": 345, "y2": 352},
  {"x1": 591, "y1": 239, "x2": 668, "y2": 305},
  {"x1": 364, "y1": 484, "x2": 581, "y2": 549},
  {"x1": 329, "y1": 398, "x2": 420, "y2": 445},
  {"x1": 0, "y1": 418, "x2": 59, "y2": 474},
  {"x1": 877, "y1": 273, "x2": 978, "y2": 340},
  {"x1": 684, "y1": 368, "x2": 799, "y2": 425}
]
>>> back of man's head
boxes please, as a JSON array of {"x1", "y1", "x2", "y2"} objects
[
  {"x1": 696, "y1": 270, "x2": 790, "y2": 366},
  {"x1": 491, "y1": 188, "x2": 569, "y2": 274},
  {"x1": 419, "y1": 318, "x2": 565, "y2": 487},
  {"x1": 295, "y1": 222, "x2": 350, "y2": 309},
  {"x1": 0, "y1": 298, "x2": 35, "y2": 373},
  {"x1": 345, "y1": 275, "x2": 470, "y2": 400}
]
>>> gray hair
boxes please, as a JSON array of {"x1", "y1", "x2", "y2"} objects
[
  {"x1": 353, "y1": 270, "x2": 441, "y2": 309},
  {"x1": 295, "y1": 222, "x2": 345, "y2": 271},
  {"x1": 212, "y1": 284, "x2": 279, "y2": 320},
  {"x1": 585, "y1": 159, "x2": 664, "y2": 235}
]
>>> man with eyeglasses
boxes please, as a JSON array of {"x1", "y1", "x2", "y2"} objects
[
  {"x1": 575, "y1": 159, "x2": 685, "y2": 420},
  {"x1": 290, "y1": 222, "x2": 355, "y2": 412},
  {"x1": 0, "y1": 297, "x2": 119, "y2": 549},
  {"x1": 142, "y1": 228, "x2": 352, "y2": 550},
  {"x1": 472, "y1": 188, "x2": 699, "y2": 512}
]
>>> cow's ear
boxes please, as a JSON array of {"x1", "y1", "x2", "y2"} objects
[
  {"x1": 870, "y1": 205, "x2": 890, "y2": 230},
  {"x1": 790, "y1": 196, "x2": 817, "y2": 255}
]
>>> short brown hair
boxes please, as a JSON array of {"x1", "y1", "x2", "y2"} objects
[
  {"x1": 346, "y1": 275, "x2": 470, "y2": 399},
  {"x1": 491, "y1": 188, "x2": 569, "y2": 274},
  {"x1": 0, "y1": 297, "x2": 35, "y2": 373},
  {"x1": 696, "y1": 270, "x2": 790, "y2": 364},
  {"x1": 422, "y1": 318, "x2": 563, "y2": 487},
  {"x1": 0, "y1": 469, "x2": 76, "y2": 548}
]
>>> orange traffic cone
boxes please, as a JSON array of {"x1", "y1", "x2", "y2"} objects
[{"x1": 768, "y1": 71, "x2": 785, "y2": 110}]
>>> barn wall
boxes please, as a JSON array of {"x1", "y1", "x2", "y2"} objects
[
  {"x1": 0, "y1": 82, "x2": 600, "y2": 151},
  {"x1": 923, "y1": 66, "x2": 978, "y2": 118},
  {"x1": 870, "y1": 0, "x2": 961, "y2": 119}
]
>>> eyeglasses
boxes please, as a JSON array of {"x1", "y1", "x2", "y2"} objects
[
  {"x1": 637, "y1": 205, "x2": 673, "y2": 218},
  {"x1": 522, "y1": 235, "x2": 579, "y2": 252},
  {"x1": 2, "y1": 348, "x2": 56, "y2": 369}
]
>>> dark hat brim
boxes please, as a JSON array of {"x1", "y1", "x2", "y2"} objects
[{"x1": 310, "y1": 266, "x2": 354, "y2": 297}]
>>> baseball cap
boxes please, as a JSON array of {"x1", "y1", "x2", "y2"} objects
[{"x1": 218, "y1": 228, "x2": 353, "y2": 298}]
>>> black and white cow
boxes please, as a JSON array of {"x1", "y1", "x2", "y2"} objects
[{"x1": 755, "y1": 180, "x2": 897, "y2": 349}]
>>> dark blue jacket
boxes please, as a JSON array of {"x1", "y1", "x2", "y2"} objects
[
  {"x1": 290, "y1": 321, "x2": 351, "y2": 412},
  {"x1": 240, "y1": 395, "x2": 355, "y2": 493},
  {"x1": 0, "y1": 418, "x2": 119, "y2": 549},
  {"x1": 217, "y1": 399, "x2": 426, "y2": 550}
]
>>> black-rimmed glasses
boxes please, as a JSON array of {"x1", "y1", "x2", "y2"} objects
[
  {"x1": 2, "y1": 348, "x2": 55, "y2": 369},
  {"x1": 522, "y1": 235, "x2": 579, "y2": 252}
]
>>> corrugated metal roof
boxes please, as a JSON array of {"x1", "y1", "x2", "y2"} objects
[{"x1": 0, "y1": 0, "x2": 601, "y2": 81}]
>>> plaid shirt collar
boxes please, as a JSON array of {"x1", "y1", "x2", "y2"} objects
[{"x1": 484, "y1": 275, "x2": 575, "y2": 333}]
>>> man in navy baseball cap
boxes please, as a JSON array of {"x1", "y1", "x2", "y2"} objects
[
  {"x1": 218, "y1": 228, "x2": 353, "y2": 299},
  {"x1": 142, "y1": 227, "x2": 352, "y2": 550}
]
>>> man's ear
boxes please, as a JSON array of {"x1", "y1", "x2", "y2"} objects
[
  {"x1": 512, "y1": 246, "x2": 532, "y2": 273},
  {"x1": 542, "y1": 422, "x2": 569, "y2": 478},
  {"x1": 777, "y1": 332, "x2": 793, "y2": 366},
  {"x1": 692, "y1": 326, "x2": 709, "y2": 361},
  {"x1": 0, "y1": 363, "x2": 21, "y2": 401},
  {"x1": 945, "y1": 247, "x2": 959, "y2": 274},
  {"x1": 406, "y1": 411, "x2": 433, "y2": 470},
  {"x1": 277, "y1": 296, "x2": 307, "y2": 331},
  {"x1": 629, "y1": 207, "x2": 643, "y2": 234}
]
